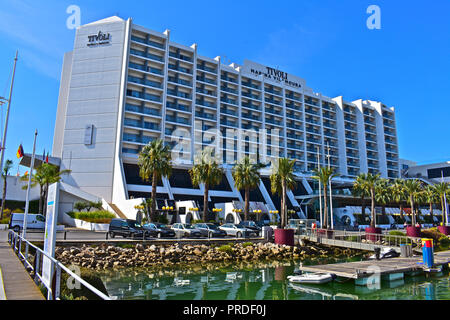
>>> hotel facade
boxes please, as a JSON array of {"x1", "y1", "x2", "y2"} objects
[{"x1": 51, "y1": 16, "x2": 400, "y2": 217}]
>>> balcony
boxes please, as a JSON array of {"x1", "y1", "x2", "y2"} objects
[
  {"x1": 221, "y1": 97, "x2": 238, "y2": 106},
  {"x1": 196, "y1": 76, "x2": 217, "y2": 85},
  {"x1": 266, "y1": 118, "x2": 283, "y2": 126},
  {"x1": 221, "y1": 119, "x2": 238, "y2": 127},
  {"x1": 124, "y1": 118, "x2": 160, "y2": 131},
  {"x1": 166, "y1": 115, "x2": 191, "y2": 125},
  {"x1": 128, "y1": 76, "x2": 162, "y2": 89},
  {"x1": 287, "y1": 123, "x2": 303, "y2": 130},
  {"x1": 242, "y1": 92, "x2": 261, "y2": 100},
  {"x1": 169, "y1": 52, "x2": 193, "y2": 63},
  {"x1": 168, "y1": 64, "x2": 192, "y2": 75},
  {"x1": 167, "y1": 89, "x2": 191, "y2": 100},
  {"x1": 221, "y1": 75, "x2": 237, "y2": 83},
  {"x1": 129, "y1": 62, "x2": 163, "y2": 76},
  {"x1": 241, "y1": 103, "x2": 260, "y2": 111},
  {"x1": 166, "y1": 102, "x2": 191, "y2": 113},
  {"x1": 304, "y1": 98, "x2": 319, "y2": 106},
  {"x1": 130, "y1": 48, "x2": 164, "y2": 63},
  {"x1": 196, "y1": 88, "x2": 216, "y2": 97},
  {"x1": 265, "y1": 98, "x2": 282, "y2": 106},
  {"x1": 168, "y1": 77, "x2": 191, "y2": 87},
  {"x1": 242, "y1": 113, "x2": 260, "y2": 121},
  {"x1": 195, "y1": 112, "x2": 216, "y2": 121},
  {"x1": 287, "y1": 133, "x2": 303, "y2": 140},
  {"x1": 127, "y1": 90, "x2": 162, "y2": 103},
  {"x1": 198, "y1": 65, "x2": 217, "y2": 74},
  {"x1": 130, "y1": 35, "x2": 165, "y2": 50},
  {"x1": 123, "y1": 133, "x2": 156, "y2": 145},
  {"x1": 220, "y1": 108, "x2": 238, "y2": 117},
  {"x1": 241, "y1": 81, "x2": 259, "y2": 89},
  {"x1": 196, "y1": 100, "x2": 217, "y2": 109},
  {"x1": 265, "y1": 88, "x2": 282, "y2": 96},
  {"x1": 221, "y1": 86, "x2": 238, "y2": 95},
  {"x1": 125, "y1": 104, "x2": 161, "y2": 117}
]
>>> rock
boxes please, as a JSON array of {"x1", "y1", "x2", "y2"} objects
[
  {"x1": 135, "y1": 244, "x2": 144, "y2": 252},
  {"x1": 193, "y1": 248, "x2": 202, "y2": 256}
]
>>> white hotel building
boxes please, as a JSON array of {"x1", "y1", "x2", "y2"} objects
[{"x1": 50, "y1": 16, "x2": 400, "y2": 217}]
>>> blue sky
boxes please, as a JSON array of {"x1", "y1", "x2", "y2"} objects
[{"x1": 0, "y1": 0, "x2": 449, "y2": 174}]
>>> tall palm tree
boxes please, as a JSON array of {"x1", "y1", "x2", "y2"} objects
[
  {"x1": 422, "y1": 186, "x2": 438, "y2": 222},
  {"x1": 232, "y1": 157, "x2": 264, "y2": 221},
  {"x1": 312, "y1": 167, "x2": 338, "y2": 229},
  {"x1": 138, "y1": 139, "x2": 172, "y2": 222},
  {"x1": 352, "y1": 174, "x2": 370, "y2": 221},
  {"x1": 403, "y1": 179, "x2": 423, "y2": 226},
  {"x1": 21, "y1": 163, "x2": 71, "y2": 215},
  {"x1": 270, "y1": 158, "x2": 296, "y2": 229},
  {"x1": 375, "y1": 178, "x2": 391, "y2": 216},
  {"x1": 353, "y1": 173, "x2": 380, "y2": 228},
  {"x1": 391, "y1": 179, "x2": 406, "y2": 218},
  {"x1": 1, "y1": 160, "x2": 13, "y2": 220},
  {"x1": 433, "y1": 182, "x2": 449, "y2": 225},
  {"x1": 189, "y1": 149, "x2": 223, "y2": 222}
]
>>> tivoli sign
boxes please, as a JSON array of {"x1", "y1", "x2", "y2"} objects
[{"x1": 87, "y1": 31, "x2": 111, "y2": 47}]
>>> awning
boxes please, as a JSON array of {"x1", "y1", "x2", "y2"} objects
[{"x1": 19, "y1": 153, "x2": 61, "y2": 169}]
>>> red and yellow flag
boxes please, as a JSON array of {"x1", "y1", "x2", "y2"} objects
[{"x1": 16, "y1": 144, "x2": 24, "y2": 159}]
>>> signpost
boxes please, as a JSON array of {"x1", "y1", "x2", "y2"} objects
[{"x1": 42, "y1": 182, "x2": 60, "y2": 299}]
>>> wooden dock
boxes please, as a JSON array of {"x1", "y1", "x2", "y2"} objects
[
  {"x1": 0, "y1": 242, "x2": 44, "y2": 300},
  {"x1": 298, "y1": 250, "x2": 450, "y2": 280}
]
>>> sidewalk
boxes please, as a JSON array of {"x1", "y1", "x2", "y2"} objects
[{"x1": 0, "y1": 241, "x2": 44, "y2": 300}]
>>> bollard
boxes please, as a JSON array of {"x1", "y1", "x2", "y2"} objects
[{"x1": 421, "y1": 238, "x2": 434, "y2": 268}]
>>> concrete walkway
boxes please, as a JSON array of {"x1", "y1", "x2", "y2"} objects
[{"x1": 0, "y1": 242, "x2": 44, "y2": 300}]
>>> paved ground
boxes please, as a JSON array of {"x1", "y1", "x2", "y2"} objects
[{"x1": 0, "y1": 241, "x2": 44, "y2": 300}]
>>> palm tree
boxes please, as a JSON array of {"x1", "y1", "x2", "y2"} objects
[
  {"x1": 375, "y1": 178, "x2": 391, "y2": 216},
  {"x1": 433, "y1": 182, "x2": 449, "y2": 225},
  {"x1": 312, "y1": 167, "x2": 338, "y2": 229},
  {"x1": 138, "y1": 139, "x2": 172, "y2": 222},
  {"x1": 232, "y1": 157, "x2": 264, "y2": 221},
  {"x1": 353, "y1": 173, "x2": 380, "y2": 229},
  {"x1": 1, "y1": 160, "x2": 13, "y2": 220},
  {"x1": 21, "y1": 163, "x2": 71, "y2": 215},
  {"x1": 352, "y1": 173, "x2": 370, "y2": 221},
  {"x1": 391, "y1": 179, "x2": 406, "y2": 218},
  {"x1": 403, "y1": 179, "x2": 423, "y2": 226},
  {"x1": 189, "y1": 149, "x2": 223, "y2": 222},
  {"x1": 423, "y1": 185, "x2": 438, "y2": 222},
  {"x1": 270, "y1": 158, "x2": 296, "y2": 229}
]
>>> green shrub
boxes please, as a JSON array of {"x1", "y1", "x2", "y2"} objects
[
  {"x1": 218, "y1": 245, "x2": 233, "y2": 254},
  {"x1": 242, "y1": 242, "x2": 253, "y2": 248},
  {"x1": 67, "y1": 210, "x2": 115, "y2": 224},
  {"x1": 157, "y1": 215, "x2": 169, "y2": 224},
  {"x1": 389, "y1": 230, "x2": 406, "y2": 236},
  {"x1": 439, "y1": 236, "x2": 450, "y2": 247}
]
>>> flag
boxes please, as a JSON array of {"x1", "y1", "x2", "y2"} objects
[
  {"x1": 46, "y1": 152, "x2": 49, "y2": 164},
  {"x1": 24, "y1": 171, "x2": 28, "y2": 176},
  {"x1": 16, "y1": 144, "x2": 24, "y2": 158}
]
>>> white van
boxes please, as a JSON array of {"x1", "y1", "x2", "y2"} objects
[{"x1": 9, "y1": 213, "x2": 46, "y2": 232}]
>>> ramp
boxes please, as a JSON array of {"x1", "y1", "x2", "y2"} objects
[{"x1": 108, "y1": 203, "x2": 128, "y2": 219}]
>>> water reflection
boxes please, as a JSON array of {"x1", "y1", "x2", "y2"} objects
[{"x1": 98, "y1": 260, "x2": 449, "y2": 301}]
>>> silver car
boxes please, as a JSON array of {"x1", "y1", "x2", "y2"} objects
[
  {"x1": 171, "y1": 223, "x2": 202, "y2": 238},
  {"x1": 218, "y1": 223, "x2": 257, "y2": 238}
]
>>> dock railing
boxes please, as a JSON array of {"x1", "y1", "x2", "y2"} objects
[
  {"x1": 299, "y1": 227, "x2": 423, "y2": 251},
  {"x1": 7, "y1": 230, "x2": 110, "y2": 300}
]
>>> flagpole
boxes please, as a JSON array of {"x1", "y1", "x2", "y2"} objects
[
  {"x1": 22, "y1": 130, "x2": 37, "y2": 239},
  {"x1": 0, "y1": 51, "x2": 18, "y2": 174},
  {"x1": 316, "y1": 146, "x2": 322, "y2": 228},
  {"x1": 442, "y1": 171, "x2": 449, "y2": 226},
  {"x1": 327, "y1": 142, "x2": 334, "y2": 230}
]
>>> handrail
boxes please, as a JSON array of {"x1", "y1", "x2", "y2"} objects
[
  {"x1": 7, "y1": 230, "x2": 110, "y2": 300},
  {"x1": 299, "y1": 227, "x2": 423, "y2": 249}
]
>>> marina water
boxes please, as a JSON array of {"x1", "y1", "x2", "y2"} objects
[{"x1": 99, "y1": 257, "x2": 450, "y2": 300}]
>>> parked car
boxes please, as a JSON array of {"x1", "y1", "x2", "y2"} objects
[
  {"x1": 9, "y1": 213, "x2": 46, "y2": 232},
  {"x1": 143, "y1": 223, "x2": 176, "y2": 238},
  {"x1": 193, "y1": 223, "x2": 227, "y2": 238},
  {"x1": 109, "y1": 219, "x2": 149, "y2": 239},
  {"x1": 171, "y1": 223, "x2": 202, "y2": 238},
  {"x1": 238, "y1": 221, "x2": 262, "y2": 235},
  {"x1": 219, "y1": 223, "x2": 258, "y2": 238}
]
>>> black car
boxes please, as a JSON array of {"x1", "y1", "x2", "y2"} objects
[
  {"x1": 193, "y1": 223, "x2": 227, "y2": 238},
  {"x1": 109, "y1": 219, "x2": 149, "y2": 239},
  {"x1": 238, "y1": 221, "x2": 262, "y2": 235},
  {"x1": 143, "y1": 223, "x2": 176, "y2": 238}
]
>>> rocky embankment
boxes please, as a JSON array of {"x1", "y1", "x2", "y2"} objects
[{"x1": 55, "y1": 241, "x2": 366, "y2": 270}]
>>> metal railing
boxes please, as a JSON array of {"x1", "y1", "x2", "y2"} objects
[
  {"x1": 7, "y1": 230, "x2": 110, "y2": 300},
  {"x1": 298, "y1": 227, "x2": 423, "y2": 249}
]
